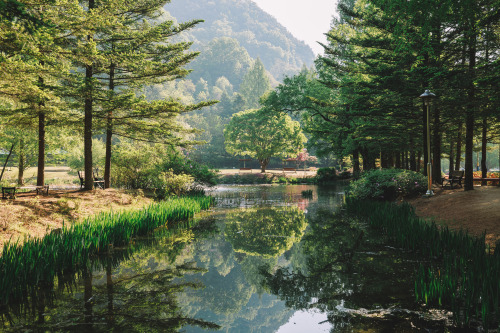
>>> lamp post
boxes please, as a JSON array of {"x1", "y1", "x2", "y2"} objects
[{"x1": 420, "y1": 90, "x2": 436, "y2": 196}]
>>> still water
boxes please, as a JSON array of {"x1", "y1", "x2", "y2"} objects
[{"x1": 1, "y1": 184, "x2": 456, "y2": 332}]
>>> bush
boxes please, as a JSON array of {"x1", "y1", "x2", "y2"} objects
[
  {"x1": 315, "y1": 167, "x2": 337, "y2": 182},
  {"x1": 347, "y1": 169, "x2": 427, "y2": 201},
  {"x1": 110, "y1": 142, "x2": 217, "y2": 198}
]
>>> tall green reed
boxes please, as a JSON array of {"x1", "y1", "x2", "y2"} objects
[
  {"x1": 0, "y1": 195, "x2": 213, "y2": 307},
  {"x1": 345, "y1": 197, "x2": 499, "y2": 329}
]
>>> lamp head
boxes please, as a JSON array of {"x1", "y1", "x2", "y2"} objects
[{"x1": 419, "y1": 90, "x2": 436, "y2": 106}]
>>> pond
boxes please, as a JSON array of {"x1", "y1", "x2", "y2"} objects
[{"x1": 1, "y1": 184, "x2": 459, "y2": 332}]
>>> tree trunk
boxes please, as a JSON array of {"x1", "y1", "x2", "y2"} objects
[
  {"x1": 0, "y1": 143, "x2": 15, "y2": 182},
  {"x1": 432, "y1": 106, "x2": 442, "y2": 184},
  {"x1": 18, "y1": 139, "x2": 25, "y2": 186},
  {"x1": 410, "y1": 137, "x2": 416, "y2": 171},
  {"x1": 422, "y1": 102, "x2": 428, "y2": 176},
  {"x1": 259, "y1": 158, "x2": 269, "y2": 173},
  {"x1": 464, "y1": 33, "x2": 476, "y2": 191},
  {"x1": 416, "y1": 151, "x2": 422, "y2": 172},
  {"x1": 455, "y1": 123, "x2": 462, "y2": 171},
  {"x1": 395, "y1": 152, "x2": 401, "y2": 169},
  {"x1": 352, "y1": 148, "x2": 360, "y2": 174},
  {"x1": 448, "y1": 139, "x2": 454, "y2": 174},
  {"x1": 380, "y1": 151, "x2": 390, "y2": 169},
  {"x1": 37, "y1": 110, "x2": 45, "y2": 186},
  {"x1": 37, "y1": 72, "x2": 46, "y2": 186},
  {"x1": 104, "y1": 61, "x2": 115, "y2": 189},
  {"x1": 84, "y1": 0, "x2": 95, "y2": 191},
  {"x1": 481, "y1": 116, "x2": 488, "y2": 186}
]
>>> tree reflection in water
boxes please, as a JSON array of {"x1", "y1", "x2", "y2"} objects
[
  {"x1": 0, "y1": 220, "x2": 221, "y2": 332},
  {"x1": 224, "y1": 206, "x2": 307, "y2": 258},
  {"x1": 260, "y1": 208, "x2": 452, "y2": 331}
]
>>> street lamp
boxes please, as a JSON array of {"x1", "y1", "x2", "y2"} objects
[{"x1": 419, "y1": 89, "x2": 436, "y2": 196}]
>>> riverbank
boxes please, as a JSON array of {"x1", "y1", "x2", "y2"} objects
[
  {"x1": 0, "y1": 188, "x2": 153, "y2": 251},
  {"x1": 407, "y1": 185, "x2": 500, "y2": 246}
]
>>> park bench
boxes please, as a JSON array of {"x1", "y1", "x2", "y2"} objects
[
  {"x1": 78, "y1": 170, "x2": 105, "y2": 189},
  {"x1": 283, "y1": 167, "x2": 296, "y2": 173},
  {"x1": 2, "y1": 186, "x2": 16, "y2": 199},
  {"x1": 442, "y1": 170, "x2": 464, "y2": 189},
  {"x1": 36, "y1": 185, "x2": 49, "y2": 196}
]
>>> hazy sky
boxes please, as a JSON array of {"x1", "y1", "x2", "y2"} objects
[{"x1": 252, "y1": 0, "x2": 337, "y2": 55}]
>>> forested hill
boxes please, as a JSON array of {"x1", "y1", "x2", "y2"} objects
[{"x1": 164, "y1": 0, "x2": 315, "y2": 81}]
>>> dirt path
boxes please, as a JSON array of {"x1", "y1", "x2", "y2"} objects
[
  {"x1": 407, "y1": 185, "x2": 500, "y2": 246},
  {"x1": 0, "y1": 188, "x2": 152, "y2": 251}
]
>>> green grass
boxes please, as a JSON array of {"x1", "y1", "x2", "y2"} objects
[
  {"x1": 345, "y1": 197, "x2": 500, "y2": 329},
  {"x1": 0, "y1": 195, "x2": 213, "y2": 306}
]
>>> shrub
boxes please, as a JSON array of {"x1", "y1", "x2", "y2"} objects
[
  {"x1": 347, "y1": 169, "x2": 427, "y2": 201},
  {"x1": 315, "y1": 167, "x2": 337, "y2": 182}
]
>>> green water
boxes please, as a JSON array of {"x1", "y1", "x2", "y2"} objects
[{"x1": 1, "y1": 184, "x2": 467, "y2": 332}]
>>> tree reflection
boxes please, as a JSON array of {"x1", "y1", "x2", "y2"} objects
[
  {"x1": 224, "y1": 206, "x2": 307, "y2": 258},
  {"x1": 0, "y1": 220, "x2": 220, "y2": 332}
]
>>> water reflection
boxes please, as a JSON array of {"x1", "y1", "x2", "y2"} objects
[
  {"x1": 225, "y1": 206, "x2": 307, "y2": 258},
  {"x1": 261, "y1": 207, "x2": 454, "y2": 332},
  {"x1": 0, "y1": 221, "x2": 221, "y2": 332},
  {"x1": 0, "y1": 185, "x2": 458, "y2": 332}
]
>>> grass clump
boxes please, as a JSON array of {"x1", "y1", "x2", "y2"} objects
[
  {"x1": 0, "y1": 195, "x2": 213, "y2": 307},
  {"x1": 346, "y1": 197, "x2": 500, "y2": 329}
]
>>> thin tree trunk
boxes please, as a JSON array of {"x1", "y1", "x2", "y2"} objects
[
  {"x1": 104, "y1": 61, "x2": 115, "y2": 189},
  {"x1": 395, "y1": 152, "x2": 401, "y2": 169},
  {"x1": 464, "y1": 32, "x2": 476, "y2": 191},
  {"x1": 37, "y1": 110, "x2": 45, "y2": 186},
  {"x1": 416, "y1": 151, "x2": 422, "y2": 172},
  {"x1": 84, "y1": 0, "x2": 95, "y2": 191},
  {"x1": 432, "y1": 106, "x2": 442, "y2": 184},
  {"x1": 422, "y1": 102, "x2": 428, "y2": 176},
  {"x1": 455, "y1": 123, "x2": 463, "y2": 171},
  {"x1": 18, "y1": 138, "x2": 25, "y2": 186},
  {"x1": 410, "y1": 137, "x2": 416, "y2": 171},
  {"x1": 0, "y1": 143, "x2": 15, "y2": 182},
  {"x1": 449, "y1": 139, "x2": 454, "y2": 174},
  {"x1": 37, "y1": 72, "x2": 46, "y2": 186},
  {"x1": 481, "y1": 116, "x2": 488, "y2": 185}
]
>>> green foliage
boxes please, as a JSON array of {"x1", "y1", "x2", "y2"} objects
[
  {"x1": 224, "y1": 108, "x2": 307, "y2": 172},
  {"x1": 66, "y1": 138, "x2": 105, "y2": 171},
  {"x1": 347, "y1": 169, "x2": 427, "y2": 200},
  {"x1": 0, "y1": 195, "x2": 213, "y2": 307},
  {"x1": 315, "y1": 167, "x2": 338, "y2": 182},
  {"x1": 239, "y1": 58, "x2": 271, "y2": 109},
  {"x1": 111, "y1": 142, "x2": 216, "y2": 197},
  {"x1": 224, "y1": 206, "x2": 307, "y2": 258}
]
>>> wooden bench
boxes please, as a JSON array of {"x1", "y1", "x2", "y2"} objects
[
  {"x1": 78, "y1": 170, "x2": 105, "y2": 189},
  {"x1": 2, "y1": 186, "x2": 16, "y2": 199},
  {"x1": 238, "y1": 168, "x2": 252, "y2": 173},
  {"x1": 442, "y1": 170, "x2": 464, "y2": 189},
  {"x1": 36, "y1": 185, "x2": 49, "y2": 196},
  {"x1": 283, "y1": 167, "x2": 296, "y2": 173}
]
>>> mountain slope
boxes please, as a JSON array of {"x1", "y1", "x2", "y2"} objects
[{"x1": 164, "y1": 0, "x2": 315, "y2": 81}]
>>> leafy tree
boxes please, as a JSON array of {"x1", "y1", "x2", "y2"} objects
[
  {"x1": 224, "y1": 108, "x2": 307, "y2": 172},
  {"x1": 239, "y1": 58, "x2": 271, "y2": 109}
]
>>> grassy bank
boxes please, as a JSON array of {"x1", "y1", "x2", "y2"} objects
[
  {"x1": 0, "y1": 195, "x2": 213, "y2": 306},
  {"x1": 346, "y1": 198, "x2": 499, "y2": 329}
]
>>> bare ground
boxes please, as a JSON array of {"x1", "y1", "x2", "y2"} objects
[
  {"x1": 0, "y1": 188, "x2": 153, "y2": 251},
  {"x1": 407, "y1": 184, "x2": 500, "y2": 247}
]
